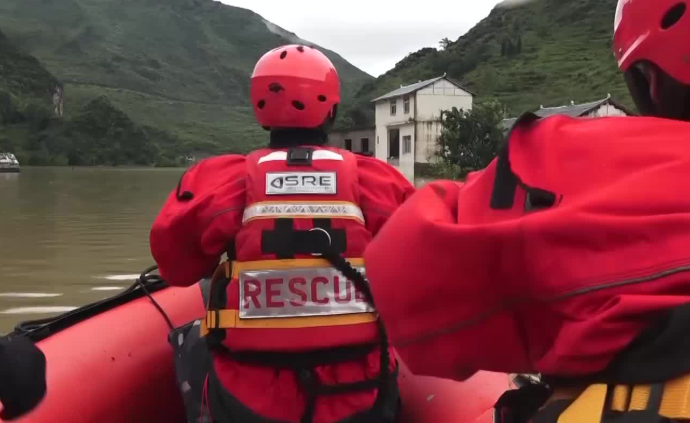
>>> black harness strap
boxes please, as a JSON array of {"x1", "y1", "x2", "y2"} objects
[
  {"x1": 217, "y1": 343, "x2": 378, "y2": 369},
  {"x1": 262, "y1": 218, "x2": 346, "y2": 259},
  {"x1": 297, "y1": 366, "x2": 400, "y2": 423}
]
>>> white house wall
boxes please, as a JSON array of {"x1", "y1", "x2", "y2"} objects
[
  {"x1": 587, "y1": 103, "x2": 628, "y2": 117},
  {"x1": 416, "y1": 80, "x2": 473, "y2": 121},
  {"x1": 374, "y1": 94, "x2": 416, "y2": 162},
  {"x1": 398, "y1": 124, "x2": 415, "y2": 181},
  {"x1": 415, "y1": 80, "x2": 473, "y2": 164},
  {"x1": 416, "y1": 120, "x2": 443, "y2": 164}
]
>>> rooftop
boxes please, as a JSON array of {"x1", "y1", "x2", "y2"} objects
[
  {"x1": 501, "y1": 96, "x2": 636, "y2": 130},
  {"x1": 371, "y1": 75, "x2": 476, "y2": 103}
]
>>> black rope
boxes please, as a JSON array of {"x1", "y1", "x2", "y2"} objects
[
  {"x1": 321, "y1": 251, "x2": 376, "y2": 307},
  {"x1": 321, "y1": 249, "x2": 392, "y2": 410},
  {"x1": 136, "y1": 265, "x2": 175, "y2": 332}
]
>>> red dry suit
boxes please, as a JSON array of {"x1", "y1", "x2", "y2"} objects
[
  {"x1": 363, "y1": 113, "x2": 690, "y2": 384},
  {"x1": 151, "y1": 145, "x2": 414, "y2": 423}
]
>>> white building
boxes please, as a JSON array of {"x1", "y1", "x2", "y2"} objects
[
  {"x1": 501, "y1": 95, "x2": 636, "y2": 131},
  {"x1": 371, "y1": 75, "x2": 475, "y2": 182}
]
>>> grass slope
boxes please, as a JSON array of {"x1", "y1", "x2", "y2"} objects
[
  {"x1": 0, "y1": 0, "x2": 372, "y2": 153},
  {"x1": 351, "y1": 0, "x2": 631, "y2": 119}
]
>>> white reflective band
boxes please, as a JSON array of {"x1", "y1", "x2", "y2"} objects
[
  {"x1": 243, "y1": 202, "x2": 364, "y2": 223},
  {"x1": 239, "y1": 266, "x2": 374, "y2": 319},
  {"x1": 258, "y1": 150, "x2": 344, "y2": 164}
]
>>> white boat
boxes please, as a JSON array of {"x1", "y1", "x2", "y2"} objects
[{"x1": 0, "y1": 153, "x2": 20, "y2": 173}]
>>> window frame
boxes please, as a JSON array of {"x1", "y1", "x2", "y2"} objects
[{"x1": 403, "y1": 135, "x2": 412, "y2": 154}]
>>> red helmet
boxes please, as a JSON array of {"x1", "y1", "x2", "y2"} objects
[
  {"x1": 613, "y1": 0, "x2": 690, "y2": 85},
  {"x1": 250, "y1": 45, "x2": 340, "y2": 129}
]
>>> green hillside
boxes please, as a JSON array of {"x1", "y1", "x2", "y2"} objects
[
  {"x1": 347, "y1": 0, "x2": 632, "y2": 125},
  {"x1": 0, "y1": 0, "x2": 372, "y2": 154},
  {"x1": 0, "y1": 26, "x2": 189, "y2": 166}
]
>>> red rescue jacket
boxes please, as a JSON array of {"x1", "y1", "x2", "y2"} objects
[
  {"x1": 150, "y1": 145, "x2": 414, "y2": 423},
  {"x1": 151, "y1": 147, "x2": 413, "y2": 288},
  {"x1": 364, "y1": 113, "x2": 690, "y2": 383}
]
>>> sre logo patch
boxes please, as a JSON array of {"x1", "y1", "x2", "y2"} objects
[{"x1": 266, "y1": 172, "x2": 337, "y2": 195}]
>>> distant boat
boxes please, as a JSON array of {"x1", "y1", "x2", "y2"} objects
[{"x1": 0, "y1": 152, "x2": 20, "y2": 173}]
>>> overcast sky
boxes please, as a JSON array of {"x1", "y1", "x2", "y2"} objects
[{"x1": 220, "y1": 0, "x2": 505, "y2": 77}]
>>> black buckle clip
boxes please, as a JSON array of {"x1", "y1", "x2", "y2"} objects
[{"x1": 287, "y1": 147, "x2": 313, "y2": 166}]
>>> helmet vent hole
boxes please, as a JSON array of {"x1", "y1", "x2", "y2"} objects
[
  {"x1": 280, "y1": 51, "x2": 288, "y2": 59},
  {"x1": 257, "y1": 100, "x2": 266, "y2": 109},
  {"x1": 292, "y1": 101, "x2": 305, "y2": 110},
  {"x1": 662, "y1": 3, "x2": 686, "y2": 29},
  {"x1": 269, "y1": 83, "x2": 284, "y2": 93},
  {"x1": 297, "y1": 46, "x2": 305, "y2": 52},
  {"x1": 318, "y1": 95, "x2": 327, "y2": 102}
]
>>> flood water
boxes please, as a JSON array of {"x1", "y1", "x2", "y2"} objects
[
  {"x1": 0, "y1": 167, "x2": 430, "y2": 333},
  {"x1": 0, "y1": 167, "x2": 185, "y2": 333}
]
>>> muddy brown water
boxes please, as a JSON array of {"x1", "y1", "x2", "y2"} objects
[
  {"x1": 0, "y1": 167, "x2": 431, "y2": 333},
  {"x1": 0, "y1": 167, "x2": 185, "y2": 333}
]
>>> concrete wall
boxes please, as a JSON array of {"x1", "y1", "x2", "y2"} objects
[
  {"x1": 416, "y1": 79, "x2": 473, "y2": 121},
  {"x1": 374, "y1": 95, "x2": 416, "y2": 162},
  {"x1": 398, "y1": 124, "x2": 415, "y2": 182},
  {"x1": 329, "y1": 128, "x2": 375, "y2": 153},
  {"x1": 415, "y1": 120, "x2": 444, "y2": 164},
  {"x1": 414, "y1": 79, "x2": 473, "y2": 164}
]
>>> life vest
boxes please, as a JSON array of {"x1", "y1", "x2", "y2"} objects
[
  {"x1": 363, "y1": 112, "x2": 690, "y2": 382},
  {"x1": 201, "y1": 146, "x2": 380, "y2": 351},
  {"x1": 200, "y1": 146, "x2": 398, "y2": 423},
  {"x1": 494, "y1": 375, "x2": 690, "y2": 423}
]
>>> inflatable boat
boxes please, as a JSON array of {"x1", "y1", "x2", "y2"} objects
[{"x1": 2, "y1": 267, "x2": 514, "y2": 423}]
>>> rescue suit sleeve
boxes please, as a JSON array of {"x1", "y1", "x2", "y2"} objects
[
  {"x1": 363, "y1": 180, "x2": 486, "y2": 381},
  {"x1": 355, "y1": 155, "x2": 416, "y2": 235},
  {"x1": 150, "y1": 155, "x2": 246, "y2": 287}
]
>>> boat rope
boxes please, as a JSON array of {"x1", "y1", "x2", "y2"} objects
[{"x1": 136, "y1": 265, "x2": 175, "y2": 332}]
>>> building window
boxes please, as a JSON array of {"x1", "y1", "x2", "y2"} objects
[
  {"x1": 345, "y1": 139, "x2": 352, "y2": 151},
  {"x1": 361, "y1": 138, "x2": 370, "y2": 152},
  {"x1": 390, "y1": 99, "x2": 397, "y2": 116},
  {"x1": 403, "y1": 96, "x2": 410, "y2": 114},
  {"x1": 403, "y1": 135, "x2": 412, "y2": 154}
]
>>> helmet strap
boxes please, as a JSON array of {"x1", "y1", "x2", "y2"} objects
[{"x1": 626, "y1": 61, "x2": 690, "y2": 121}]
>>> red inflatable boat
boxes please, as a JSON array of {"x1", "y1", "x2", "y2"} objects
[{"x1": 2, "y1": 268, "x2": 513, "y2": 423}]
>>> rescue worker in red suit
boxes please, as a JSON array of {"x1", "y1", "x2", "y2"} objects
[
  {"x1": 362, "y1": 0, "x2": 690, "y2": 422},
  {"x1": 150, "y1": 45, "x2": 414, "y2": 423}
]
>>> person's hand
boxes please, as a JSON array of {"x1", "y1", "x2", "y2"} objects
[{"x1": 0, "y1": 336, "x2": 47, "y2": 420}]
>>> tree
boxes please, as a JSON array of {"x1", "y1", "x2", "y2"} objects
[
  {"x1": 434, "y1": 101, "x2": 506, "y2": 176},
  {"x1": 501, "y1": 39, "x2": 507, "y2": 57},
  {"x1": 517, "y1": 35, "x2": 523, "y2": 54},
  {"x1": 439, "y1": 37, "x2": 452, "y2": 50}
]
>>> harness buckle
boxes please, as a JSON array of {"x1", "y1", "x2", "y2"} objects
[
  {"x1": 309, "y1": 227, "x2": 332, "y2": 257},
  {"x1": 206, "y1": 310, "x2": 221, "y2": 329}
]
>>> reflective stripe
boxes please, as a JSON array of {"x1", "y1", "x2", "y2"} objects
[
  {"x1": 243, "y1": 202, "x2": 364, "y2": 224},
  {"x1": 203, "y1": 259, "x2": 375, "y2": 331},
  {"x1": 258, "y1": 150, "x2": 344, "y2": 164},
  {"x1": 233, "y1": 258, "x2": 365, "y2": 278},
  {"x1": 239, "y1": 265, "x2": 373, "y2": 319},
  {"x1": 203, "y1": 309, "x2": 376, "y2": 330}
]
